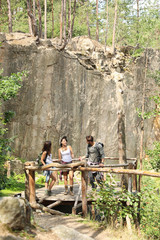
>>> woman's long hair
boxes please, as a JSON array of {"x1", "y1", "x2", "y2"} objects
[
  {"x1": 60, "y1": 136, "x2": 68, "y2": 147},
  {"x1": 42, "y1": 141, "x2": 52, "y2": 154}
]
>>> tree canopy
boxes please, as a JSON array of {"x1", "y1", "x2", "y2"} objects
[{"x1": 0, "y1": 0, "x2": 160, "y2": 48}]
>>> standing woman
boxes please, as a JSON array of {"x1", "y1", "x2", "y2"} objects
[
  {"x1": 58, "y1": 136, "x2": 74, "y2": 195},
  {"x1": 41, "y1": 140, "x2": 56, "y2": 196}
]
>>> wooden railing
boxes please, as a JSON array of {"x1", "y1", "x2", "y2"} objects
[{"x1": 24, "y1": 157, "x2": 160, "y2": 217}]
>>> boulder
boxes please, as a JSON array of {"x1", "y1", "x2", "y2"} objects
[
  {"x1": 51, "y1": 225, "x2": 94, "y2": 240},
  {"x1": 0, "y1": 197, "x2": 31, "y2": 230}
]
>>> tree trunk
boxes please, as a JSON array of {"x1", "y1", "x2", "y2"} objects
[
  {"x1": 28, "y1": 15, "x2": 33, "y2": 35},
  {"x1": 51, "y1": 0, "x2": 54, "y2": 38},
  {"x1": 68, "y1": 0, "x2": 71, "y2": 40},
  {"x1": 86, "y1": 2, "x2": 91, "y2": 39},
  {"x1": 71, "y1": 0, "x2": 77, "y2": 39},
  {"x1": 118, "y1": 111, "x2": 128, "y2": 190},
  {"x1": 96, "y1": 0, "x2": 99, "y2": 42},
  {"x1": 112, "y1": 0, "x2": 118, "y2": 54},
  {"x1": 33, "y1": 0, "x2": 36, "y2": 19},
  {"x1": 27, "y1": 0, "x2": 37, "y2": 36},
  {"x1": 105, "y1": 0, "x2": 109, "y2": 48},
  {"x1": 63, "y1": 0, "x2": 66, "y2": 43},
  {"x1": 137, "y1": 49, "x2": 148, "y2": 226},
  {"x1": 0, "y1": 0, "x2": 1, "y2": 32},
  {"x1": 60, "y1": 0, "x2": 64, "y2": 44},
  {"x1": 136, "y1": 0, "x2": 139, "y2": 44},
  {"x1": 139, "y1": 50, "x2": 148, "y2": 170},
  {"x1": 44, "y1": 0, "x2": 47, "y2": 39},
  {"x1": 7, "y1": 0, "x2": 12, "y2": 33},
  {"x1": 37, "y1": 0, "x2": 42, "y2": 38}
]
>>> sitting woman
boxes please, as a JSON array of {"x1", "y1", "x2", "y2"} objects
[
  {"x1": 58, "y1": 136, "x2": 74, "y2": 195},
  {"x1": 41, "y1": 140, "x2": 56, "y2": 196}
]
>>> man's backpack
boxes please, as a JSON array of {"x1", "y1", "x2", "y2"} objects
[
  {"x1": 96, "y1": 142, "x2": 104, "y2": 158},
  {"x1": 36, "y1": 151, "x2": 47, "y2": 166},
  {"x1": 97, "y1": 142, "x2": 104, "y2": 148}
]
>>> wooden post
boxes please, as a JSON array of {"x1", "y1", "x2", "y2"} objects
[
  {"x1": 72, "y1": 184, "x2": 81, "y2": 215},
  {"x1": 28, "y1": 170, "x2": 36, "y2": 203},
  {"x1": 91, "y1": 204, "x2": 95, "y2": 220},
  {"x1": 133, "y1": 160, "x2": 137, "y2": 191},
  {"x1": 81, "y1": 170, "x2": 87, "y2": 217},
  {"x1": 24, "y1": 169, "x2": 29, "y2": 201},
  {"x1": 118, "y1": 112, "x2": 128, "y2": 190},
  {"x1": 128, "y1": 163, "x2": 133, "y2": 193},
  {"x1": 7, "y1": 160, "x2": 11, "y2": 178}
]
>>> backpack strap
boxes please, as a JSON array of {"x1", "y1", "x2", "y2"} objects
[{"x1": 44, "y1": 152, "x2": 48, "y2": 163}]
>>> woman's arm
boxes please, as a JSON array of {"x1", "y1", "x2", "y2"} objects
[
  {"x1": 41, "y1": 151, "x2": 47, "y2": 165},
  {"x1": 69, "y1": 145, "x2": 74, "y2": 159}
]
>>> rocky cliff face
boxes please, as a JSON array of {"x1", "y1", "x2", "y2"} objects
[{"x1": 0, "y1": 33, "x2": 159, "y2": 160}]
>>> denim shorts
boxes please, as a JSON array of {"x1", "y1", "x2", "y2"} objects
[{"x1": 43, "y1": 170, "x2": 52, "y2": 182}]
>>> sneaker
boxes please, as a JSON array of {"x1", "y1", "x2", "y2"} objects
[
  {"x1": 64, "y1": 190, "x2": 68, "y2": 195},
  {"x1": 48, "y1": 190, "x2": 52, "y2": 196},
  {"x1": 69, "y1": 191, "x2": 74, "y2": 196},
  {"x1": 45, "y1": 190, "x2": 49, "y2": 196},
  {"x1": 64, "y1": 186, "x2": 68, "y2": 195}
]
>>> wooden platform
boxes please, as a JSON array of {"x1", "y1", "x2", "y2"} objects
[{"x1": 36, "y1": 184, "x2": 83, "y2": 202}]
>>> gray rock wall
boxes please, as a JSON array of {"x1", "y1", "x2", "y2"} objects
[{"x1": 0, "y1": 33, "x2": 159, "y2": 161}]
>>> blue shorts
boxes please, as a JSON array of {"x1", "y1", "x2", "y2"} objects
[{"x1": 43, "y1": 170, "x2": 52, "y2": 182}]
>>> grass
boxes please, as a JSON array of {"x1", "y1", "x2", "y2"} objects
[
  {"x1": 0, "y1": 189, "x2": 22, "y2": 197},
  {"x1": 0, "y1": 172, "x2": 67, "y2": 197}
]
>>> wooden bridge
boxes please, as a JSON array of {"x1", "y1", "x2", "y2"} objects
[{"x1": 24, "y1": 157, "x2": 160, "y2": 217}]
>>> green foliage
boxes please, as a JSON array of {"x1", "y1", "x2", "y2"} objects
[
  {"x1": 0, "y1": 69, "x2": 27, "y2": 190},
  {"x1": 1, "y1": 0, "x2": 160, "y2": 48},
  {"x1": 89, "y1": 179, "x2": 140, "y2": 225},
  {"x1": 36, "y1": 175, "x2": 45, "y2": 184},
  {"x1": 130, "y1": 48, "x2": 144, "y2": 58},
  {"x1": 141, "y1": 177, "x2": 160, "y2": 239},
  {"x1": 0, "y1": 173, "x2": 45, "y2": 196},
  {"x1": 0, "y1": 70, "x2": 27, "y2": 101},
  {"x1": 149, "y1": 70, "x2": 160, "y2": 86},
  {"x1": 4, "y1": 174, "x2": 25, "y2": 191},
  {"x1": 145, "y1": 142, "x2": 160, "y2": 171}
]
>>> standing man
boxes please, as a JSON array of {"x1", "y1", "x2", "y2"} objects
[{"x1": 80, "y1": 135, "x2": 105, "y2": 188}]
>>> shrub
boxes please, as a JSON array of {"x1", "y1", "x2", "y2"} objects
[
  {"x1": 146, "y1": 142, "x2": 160, "y2": 171},
  {"x1": 141, "y1": 177, "x2": 160, "y2": 239},
  {"x1": 89, "y1": 180, "x2": 140, "y2": 226}
]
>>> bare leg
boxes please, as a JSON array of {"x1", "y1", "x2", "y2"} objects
[
  {"x1": 45, "y1": 182, "x2": 48, "y2": 189},
  {"x1": 69, "y1": 170, "x2": 74, "y2": 195},
  {"x1": 63, "y1": 172, "x2": 68, "y2": 187},
  {"x1": 63, "y1": 172, "x2": 68, "y2": 194},
  {"x1": 69, "y1": 170, "x2": 73, "y2": 186},
  {"x1": 48, "y1": 172, "x2": 56, "y2": 190}
]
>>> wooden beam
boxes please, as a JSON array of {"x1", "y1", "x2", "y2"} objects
[
  {"x1": 72, "y1": 184, "x2": 81, "y2": 215},
  {"x1": 41, "y1": 161, "x2": 86, "y2": 170},
  {"x1": 30, "y1": 202, "x2": 64, "y2": 215},
  {"x1": 72, "y1": 203, "x2": 82, "y2": 215},
  {"x1": 78, "y1": 167, "x2": 160, "y2": 178},
  {"x1": 47, "y1": 200, "x2": 62, "y2": 209}
]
